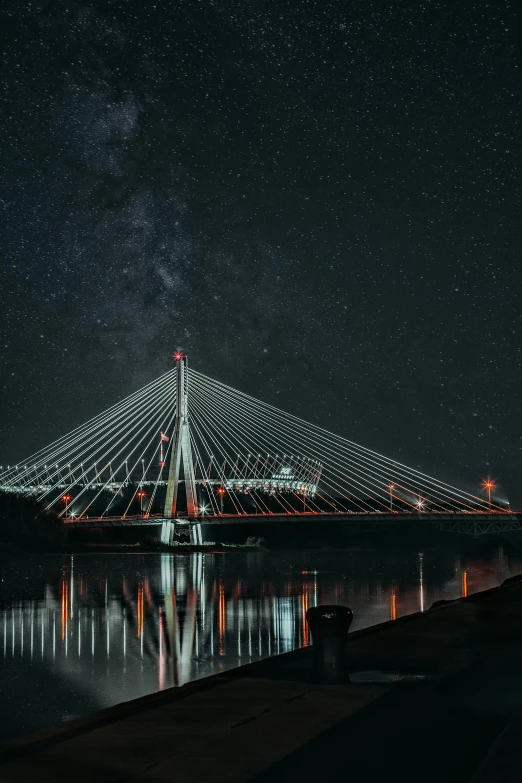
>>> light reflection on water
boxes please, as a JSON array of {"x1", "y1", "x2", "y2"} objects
[{"x1": 0, "y1": 544, "x2": 521, "y2": 741}]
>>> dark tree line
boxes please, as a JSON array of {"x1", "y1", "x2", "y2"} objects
[{"x1": 0, "y1": 491, "x2": 67, "y2": 550}]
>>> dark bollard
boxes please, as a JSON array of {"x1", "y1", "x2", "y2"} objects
[{"x1": 306, "y1": 605, "x2": 353, "y2": 684}]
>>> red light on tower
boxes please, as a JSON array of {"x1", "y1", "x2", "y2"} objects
[
  {"x1": 62, "y1": 494, "x2": 72, "y2": 503},
  {"x1": 173, "y1": 351, "x2": 184, "y2": 361}
]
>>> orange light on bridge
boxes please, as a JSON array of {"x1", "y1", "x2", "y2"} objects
[
  {"x1": 61, "y1": 495, "x2": 73, "y2": 519},
  {"x1": 137, "y1": 490, "x2": 147, "y2": 514},
  {"x1": 482, "y1": 479, "x2": 495, "y2": 507},
  {"x1": 388, "y1": 484, "x2": 395, "y2": 512},
  {"x1": 216, "y1": 487, "x2": 226, "y2": 515}
]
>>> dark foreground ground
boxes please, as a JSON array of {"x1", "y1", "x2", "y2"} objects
[{"x1": 2, "y1": 577, "x2": 522, "y2": 782}]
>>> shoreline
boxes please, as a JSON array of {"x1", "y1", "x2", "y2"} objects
[{"x1": 0, "y1": 541, "x2": 267, "y2": 556}]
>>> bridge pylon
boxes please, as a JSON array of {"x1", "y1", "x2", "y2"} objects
[{"x1": 163, "y1": 354, "x2": 198, "y2": 518}]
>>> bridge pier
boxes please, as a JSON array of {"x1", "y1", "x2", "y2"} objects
[{"x1": 160, "y1": 520, "x2": 176, "y2": 545}]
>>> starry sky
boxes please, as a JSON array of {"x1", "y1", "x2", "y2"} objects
[{"x1": 1, "y1": 0, "x2": 521, "y2": 504}]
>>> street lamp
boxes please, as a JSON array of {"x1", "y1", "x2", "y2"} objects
[
  {"x1": 137, "y1": 490, "x2": 147, "y2": 515},
  {"x1": 389, "y1": 484, "x2": 395, "y2": 512},
  {"x1": 62, "y1": 494, "x2": 72, "y2": 518},
  {"x1": 416, "y1": 498, "x2": 425, "y2": 512},
  {"x1": 482, "y1": 480, "x2": 494, "y2": 509},
  {"x1": 216, "y1": 487, "x2": 225, "y2": 515}
]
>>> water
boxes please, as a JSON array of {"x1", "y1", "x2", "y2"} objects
[{"x1": 1, "y1": 542, "x2": 521, "y2": 742}]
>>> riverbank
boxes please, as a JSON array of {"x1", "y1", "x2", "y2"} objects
[
  {"x1": 67, "y1": 541, "x2": 267, "y2": 554},
  {"x1": 2, "y1": 573, "x2": 522, "y2": 781},
  {"x1": 0, "y1": 539, "x2": 267, "y2": 555}
]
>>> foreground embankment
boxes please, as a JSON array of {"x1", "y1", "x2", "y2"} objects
[{"x1": 2, "y1": 576, "x2": 522, "y2": 782}]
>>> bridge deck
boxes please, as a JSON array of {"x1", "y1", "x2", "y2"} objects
[{"x1": 65, "y1": 511, "x2": 522, "y2": 534}]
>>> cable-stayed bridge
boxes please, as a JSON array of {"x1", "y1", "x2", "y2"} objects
[{"x1": 0, "y1": 354, "x2": 519, "y2": 537}]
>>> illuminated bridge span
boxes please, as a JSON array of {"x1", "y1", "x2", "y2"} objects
[{"x1": 0, "y1": 354, "x2": 517, "y2": 537}]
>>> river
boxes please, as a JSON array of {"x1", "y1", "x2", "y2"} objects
[{"x1": 1, "y1": 541, "x2": 521, "y2": 741}]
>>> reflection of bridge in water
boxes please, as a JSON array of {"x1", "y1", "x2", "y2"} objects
[
  {"x1": 1, "y1": 548, "x2": 514, "y2": 681},
  {"x1": 1, "y1": 554, "x2": 318, "y2": 691},
  {"x1": 0, "y1": 354, "x2": 518, "y2": 537},
  {"x1": 0, "y1": 545, "x2": 517, "y2": 739}
]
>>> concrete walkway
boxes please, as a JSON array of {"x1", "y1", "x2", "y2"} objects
[{"x1": 2, "y1": 577, "x2": 522, "y2": 782}]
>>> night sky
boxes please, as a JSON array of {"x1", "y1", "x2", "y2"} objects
[{"x1": 1, "y1": 1, "x2": 521, "y2": 504}]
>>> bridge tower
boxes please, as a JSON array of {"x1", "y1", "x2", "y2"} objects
[{"x1": 163, "y1": 354, "x2": 198, "y2": 518}]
